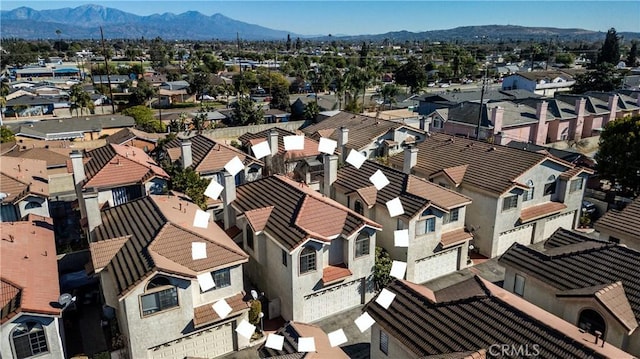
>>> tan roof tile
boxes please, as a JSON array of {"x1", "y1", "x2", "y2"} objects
[
  {"x1": 244, "y1": 206, "x2": 274, "y2": 232},
  {"x1": 442, "y1": 165, "x2": 468, "y2": 186},
  {"x1": 595, "y1": 282, "x2": 638, "y2": 331},
  {"x1": 1, "y1": 279, "x2": 21, "y2": 314},
  {"x1": 0, "y1": 156, "x2": 49, "y2": 199},
  {"x1": 193, "y1": 292, "x2": 249, "y2": 328},
  {"x1": 519, "y1": 202, "x2": 567, "y2": 223},
  {"x1": 407, "y1": 176, "x2": 472, "y2": 210},
  {"x1": 594, "y1": 196, "x2": 640, "y2": 241},
  {"x1": 89, "y1": 235, "x2": 130, "y2": 272},
  {"x1": 355, "y1": 186, "x2": 377, "y2": 207},
  {"x1": 440, "y1": 229, "x2": 473, "y2": 248},
  {"x1": 259, "y1": 321, "x2": 349, "y2": 358},
  {"x1": 1, "y1": 217, "x2": 60, "y2": 321},
  {"x1": 296, "y1": 196, "x2": 349, "y2": 239},
  {"x1": 322, "y1": 263, "x2": 352, "y2": 285},
  {"x1": 0, "y1": 172, "x2": 29, "y2": 203},
  {"x1": 6, "y1": 147, "x2": 70, "y2": 168}
]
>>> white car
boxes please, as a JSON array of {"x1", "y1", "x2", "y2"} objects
[{"x1": 440, "y1": 84, "x2": 450, "y2": 88}]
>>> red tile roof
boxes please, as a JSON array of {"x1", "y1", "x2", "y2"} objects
[
  {"x1": 519, "y1": 201, "x2": 567, "y2": 223},
  {"x1": 440, "y1": 229, "x2": 473, "y2": 248},
  {"x1": 244, "y1": 206, "x2": 274, "y2": 232},
  {"x1": 296, "y1": 196, "x2": 349, "y2": 239},
  {"x1": 238, "y1": 127, "x2": 322, "y2": 160},
  {"x1": 193, "y1": 292, "x2": 249, "y2": 328},
  {"x1": 88, "y1": 235, "x2": 130, "y2": 272},
  {"x1": 1, "y1": 217, "x2": 60, "y2": 322},
  {"x1": 258, "y1": 321, "x2": 349, "y2": 359},
  {"x1": 0, "y1": 156, "x2": 49, "y2": 201},
  {"x1": 322, "y1": 263, "x2": 352, "y2": 285}
]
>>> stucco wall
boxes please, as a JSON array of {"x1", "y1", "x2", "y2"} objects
[
  {"x1": 1, "y1": 314, "x2": 65, "y2": 359},
  {"x1": 370, "y1": 324, "x2": 416, "y2": 359},
  {"x1": 18, "y1": 195, "x2": 50, "y2": 218}
]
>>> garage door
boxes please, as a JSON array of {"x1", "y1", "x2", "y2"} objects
[
  {"x1": 304, "y1": 279, "x2": 363, "y2": 323},
  {"x1": 543, "y1": 211, "x2": 575, "y2": 239},
  {"x1": 148, "y1": 322, "x2": 234, "y2": 359},
  {"x1": 497, "y1": 224, "x2": 534, "y2": 256},
  {"x1": 414, "y1": 247, "x2": 459, "y2": 284}
]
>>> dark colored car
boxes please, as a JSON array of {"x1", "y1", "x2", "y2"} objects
[{"x1": 582, "y1": 200, "x2": 597, "y2": 217}]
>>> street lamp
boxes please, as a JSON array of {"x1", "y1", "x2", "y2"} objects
[{"x1": 259, "y1": 312, "x2": 264, "y2": 333}]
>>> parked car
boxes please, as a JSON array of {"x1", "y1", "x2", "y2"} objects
[{"x1": 582, "y1": 200, "x2": 597, "y2": 217}]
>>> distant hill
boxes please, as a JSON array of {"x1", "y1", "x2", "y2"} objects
[
  {"x1": 0, "y1": 5, "x2": 298, "y2": 40},
  {"x1": 2, "y1": 5, "x2": 639, "y2": 42}
]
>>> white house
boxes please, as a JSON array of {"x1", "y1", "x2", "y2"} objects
[{"x1": 0, "y1": 156, "x2": 50, "y2": 222}]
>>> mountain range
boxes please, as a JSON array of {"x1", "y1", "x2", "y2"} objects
[{"x1": 2, "y1": 5, "x2": 639, "y2": 42}]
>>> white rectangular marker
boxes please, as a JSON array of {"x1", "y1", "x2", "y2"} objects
[
  {"x1": 212, "y1": 299, "x2": 233, "y2": 319},
  {"x1": 318, "y1": 137, "x2": 337, "y2": 154},
  {"x1": 204, "y1": 180, "x2": 224, "y2": 200},
  {"x1": 385, "y1": 197, "x2": 404, "y2": 217},
  {"x1": 327, "y1": 329, "x2": 348, "y2": 347},
  {"x1": 224, "y1": 156, "x2": 244, "y2": 176},
  {"x1": 191, "y1": 242, "x2": 207, "y2": 260},
  {"x1": 346, "y1": 149, "x2": 366, "y2": 169},
  {"x1": 284, "y1": 135, "x2": 305, "y2": 150},
  {"x1": 298, "y1": 337, "x2": 316, "y2": 352},
  {"x1": 265, "y1": 333, "x2": 285, "y2": 350},
  {"x1": 197, "y1": 272, "x2": 215, "y2": 292},
  {"x1": 193, "y1": 209, "x2": 210, "y2": 229},
  {"x1": 354, "y1": 312, "x2": 375, "y2": 332},
  {"x1": 394, "y1": 229, "x2": 409, "y2": 247},
  {"x1": 251, "y1": 141, "x2": 271, "y2": 159},
  {"x1": 375, "y1": 288, "x2": 396, "y2": 309},
  {"x1": 390, "y1": 261, "x2": 407, "y2": 279},
  {"x1": 369, "y1": 169, "x2": 390, "y2": 190},
  {"x1": 235, "y1": 320, "x2": 256, "y2": 339}
]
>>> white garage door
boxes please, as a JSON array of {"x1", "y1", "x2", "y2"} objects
[
  {"x1": 497, "y1": 224, "x2": 534, "y2": 256},
  {"x1": 304, "y1": 279, "x2": 363, "y2": 323},
  {"x1": 414, "y1": 247, "x2": 459, "y2": 284},
  {"x1": 543, "y1": 211, "x2": 575, "y2": 239},
  {"x1": 148, "y1": 322, "x2": 234, "y2": 359}
]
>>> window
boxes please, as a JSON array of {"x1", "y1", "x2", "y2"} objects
[
  {"x1": 416, "y1": 209, "x2": 436, "y2": 235},
  {"x1": 433, "y1": 118, "x2": 443, "y2": 129},
  {"x1": 355, "y1": 232, "x2": 370, "y2": 257},
  {"x1": 246, "y1": 226, "x2": 254, "y2": 250},
  {"x1": 354, "y1": 200, "x2": 364, "y2": 215},
  {"x1": 141, "y1": 287, "x2": 178, "y2": 316},
  {"x1": 213, "y1": 268, "x2": 231, "y2": 289},
  {"x1": 514, "y1": 274, "x2": 526, "y2": 296},
  {"x1": 380, "y1": 330, "x2": 389, "y2": 355},
  {"x1": 443, "y1": 208, "x2": 459, "y2": 224},
  {"x1": 147, "y1": 276, "x2": 171, "y2": 290},
  {"x1": 523, "y1": 180, "x2": 534, "y2": 202},
  {"x1": 570, "y1": 178, "x2": 583, "y2": 193},
  {"x1": 578, "y1": 309, "x2": 606, "y2": 338},
  {"x1": 112, "y1": 185, "x2": 143, "y2": 206},
  {"x1": 12, "y1": 322, "x2": 48, "y2": 359},
  {"x1": 347, "y1": 196, "x2": 351, "y2": 208},
  {"x1": 300, "y1": 247, "x2": 316, "y2": 274},
  {"x1": 282, "y1": 249, "x2": 288, "y2": 267},
  {"x1": 24, "y1": 201, "x2": 42, "y2": 209},
  {"x1": 396, "y1": 218, "x2": 405, "y2": 230},
  {"x1": 502, "y1": 195, "x2": 518, "y2": 211},
  {"x1": 544, "y1": 175, "x2": 557, "y2": 196}
]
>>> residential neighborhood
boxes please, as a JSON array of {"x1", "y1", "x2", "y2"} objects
[{"x1": 1, "y1": 3, "x2": 640, "y2": 359}]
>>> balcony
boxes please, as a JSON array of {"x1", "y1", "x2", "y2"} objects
[{"x1": 322, "y1": 263, "x2": 352, "y2": 286}]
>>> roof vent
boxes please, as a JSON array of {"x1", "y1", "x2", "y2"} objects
[{"x1": 489, "y1": 147, "x2": 497, "y2": 151}]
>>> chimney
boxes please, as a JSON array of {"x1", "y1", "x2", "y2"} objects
[
  {"x1": 419, "y1": 116, "x2": 427, "y2": 131},
  {"x1": 535, "y1": 101, "x2": 549, "y2": 145},
  {"x1": 70, "y1": 150, "x2": 86, "y2": 185},
  {"x1": 83, "y1": 189, "x2": 102, "y2": 239},
  {"x1": 180, "y1": 139, "x2": 193, "y2": 169},
  {"x1": 222, "y1": 171, "x2": 236, "y2": 230},
  {"x1": 337, "y1": 127, "x2": 349, "y2": 160},
  {"x1": 490, "y1": 106, "x2": 504, "y2": 134},
  {"x1": 323, "y1": 154, "x2": 338, "y2": 197},
  {"x1": 573, "y1": 98, "x2": 586, "y2": 140},
  {"x1": 268, "y1": 129, "x2": 279, "y2": 157},
  {"x1": 403, "y1": 145, "x2": 418, "y2": 174},
  {"x1": 606, "y1": 94, "x2": 618, "y2": 125}
]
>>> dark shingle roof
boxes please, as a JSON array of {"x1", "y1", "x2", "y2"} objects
[
  {"x1": 13, "y1": 115, "x2": 135, "y2": 140},
  {"x1": 543, "y1": 228, "x2": 605, "y2": 249},
  {"x1": 594, "y1": 197, "x2": 640, "y2": 242},
  {"x1": 499, "y1": 237, "x2": 640, "y2": 323},
  {"x1": 389, "y1": 133, "x2": 567, "y2": 195},
  {"x1": 365, "y1": 278, "x2": 617, "y2": 358}
]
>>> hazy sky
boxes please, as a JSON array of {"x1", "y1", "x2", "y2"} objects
[{"x1": 3, "y1": 1, "x2": 639, "y2": 36}]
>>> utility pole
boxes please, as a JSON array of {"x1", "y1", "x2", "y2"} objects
[
  {"x1": 475, "y1": 67, "x2": 488, "y2": 141},
  {"x1": 237, "y1": 32, "x2": 243, "y2": 98},
  {"x1": 100, "y1": 26, "x2": 116, "y2": 114}
]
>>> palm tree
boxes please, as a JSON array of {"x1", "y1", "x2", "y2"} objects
[
  {"x1": 69, "y1": 84, "x2": 94, "y2": 117},
  {"x1": 380, "y1": 84, "x2": 399, "y2": 110},
  {"x1": 303, "y1": 101, "x2": 320, "y2": 123},
  {"x1": 55, "y1": 29, "x2": 62, "y2": 53}
]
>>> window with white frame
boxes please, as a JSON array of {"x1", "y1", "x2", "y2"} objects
[
  {"x1": 380, "y1": 330, "x2": 389, "y2": 355},
  {"x1": 443, "y1": 208, "x2": 460, "y2": 224},
  {"x1": 355, "y1": 231, "x2": 371, "y2": 257},
  {"x1": 300, "y1": 247, "x2": 316, "y2": 274},
  {"x1": 416, "y1": 209, "x2": 436, "y2": 235},
  {"x1": 12, "y1": 321, "x2": 48, "y2": 359},
  {"x1": 523, "y1": 179, "x2": 534, "y2": 201},
  {"x1": 570, "y1": 178, "x2": 583, "y2": 193},
  {"x1": 514, "y1": 274, "x2": 526, "y2": 296},
  {"x1": 502, "y1": 195, "x2": 518, "y2": 211},
  {"x1": 141, "y1": 276, "x2": 179, "y2": 316},
  {"x1": 433, "y1": 117, "x2": 443, "y2": 129}
]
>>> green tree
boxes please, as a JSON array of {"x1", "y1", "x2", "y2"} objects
[
  {"x1": 595, "y1": 116, "x2": 640, "y2": 196},
  {"x1": 232, "y1": 97, "x2": 264, "y2": 126},
  {"x1": 303, "y1": 101, "x2": 320, "y2": 122},
  {"x1": 122, "y1": 105, "x2": 165, "y2": 133},
  {"x1": 69, "y1": 84, "x2": 94, "y2": 117},
  {"x1": 627, "y1": 41, "x2": 638, "y2": 67},
  {"x1": 168, "y1": 166, "x2": 210, "y2": 210},
  {"x1": 555, "y1": 53, "x2": 575, "y2": 67},
  {"x1": 380, "y1": 84, "x2": 399, "y2": 110},
  {"x1": 1, "y1": 126, "x2": 15, "y2": 143},
  {"x1": 373, "y1": 246, "x2": 393, "y2": 291},
  {"x1": 269, "y1": 84, "x2": 290, "y2": 111},
  {"x1": 189, "y1": 72, "x2": 213, "y2": 103},
  {"x1": 598, "y1": 28, "x2": 621, "y2": 65},
  {"x1": 572, "y1": 63, "x2": 622, "y2": 93},
  {"x1": 394, "y1": 57, "x2": 427, "y2": 94},
  {"x1": 130, "y1": 79, "x2": 157, "y2": 106}
]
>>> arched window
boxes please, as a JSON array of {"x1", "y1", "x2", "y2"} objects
[
  {"x1": 354, "y1": 200, "x2": 364, "y2": 215},
  {"x1": 578, "y1": 309, "x2": 606, "y2": 338},
  {"x1": 25, "y1": 201, "x2": 42, "y2": 210},
  {"x1": 523, "y1": 179, "x2": 534, "y2": 201},
  {"x1": 146, "y1": 276, "x2": 171, "y2": 290},
  {"x1": 246, "y1": 225, "x2": 254, "y2": 250},
  {"x1": 141, "y1": 276, "x2": 178, "y2": 317},
  {"x1": 12, "y1": 321, "x2": 48, "y2": 358},
  {"x1": 355, "y1": 231, "x2": 370, "y2": 257},
  {"x1": 544, "y1": 175, "x2": 557, "y2": 196},
  {"x1": 300, "y1": 247, "x2": 316, "y2": 274}
]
